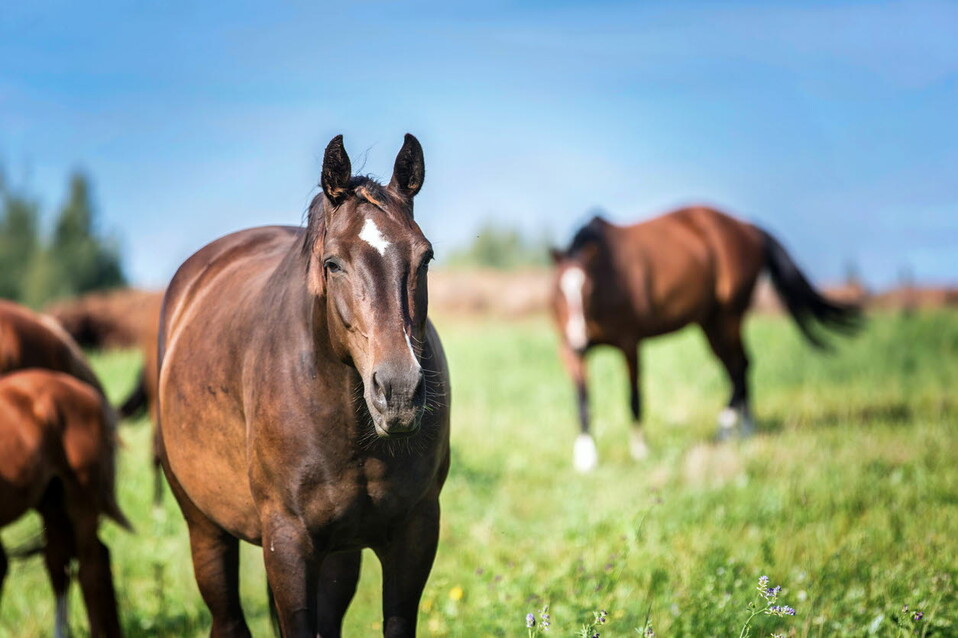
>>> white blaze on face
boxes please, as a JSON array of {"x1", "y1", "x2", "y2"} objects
[
  {"x1": 560, "y1": 266, "x2": 588, "y2": 350},
  {"x1": 359, "y1": 218, "x2": 390, "y2": 256}
]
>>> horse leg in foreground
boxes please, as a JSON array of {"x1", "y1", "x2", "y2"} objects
[
  {"x1": 314, "y1": 552, "x2": 362, "y2": 636},
  {"x1": 159, "y1": 134, "x2": 450, "y2": 637},
  {"x1": 0, "y1": 370, "x2": 128, "y2": 638},
  {"x1": 375, "y1": 499, "x2": 441, "y2": 635}
]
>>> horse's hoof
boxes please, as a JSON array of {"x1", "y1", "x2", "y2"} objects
[
  {"x1": 630, "y1": 430, "x2": 649, "y2": 460},
  {"x1": 573, "y1": 434, "x2": 598, "y2": 472}
]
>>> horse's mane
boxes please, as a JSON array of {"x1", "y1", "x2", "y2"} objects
[
  {"x1": 302, "y1": 176, "x2": 396, "y2": 263},
  {"x1": 565, "y1": 215, "x2": 608, "y2": 257}
]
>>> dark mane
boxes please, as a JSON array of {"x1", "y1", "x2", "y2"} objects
[{"x1": 565, "y1": 215, "x2": 608, "y2": 257}]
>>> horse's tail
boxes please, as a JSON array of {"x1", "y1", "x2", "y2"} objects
[
  {"x1": 118, "y1": 366, "x2": 148, "y2": 419},
  {"x1": 99, "y1": 400, "x2": 134, "y2": 532},
  {"x1": 760, "y1": 228, "x2": 862, "y2": 349}
]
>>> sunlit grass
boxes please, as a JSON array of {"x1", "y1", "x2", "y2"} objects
[{"x1": 1, "y1": 311, "x2": 955, "y2": 636}]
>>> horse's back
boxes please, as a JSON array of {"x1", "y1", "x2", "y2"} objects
[
  {"x1": 162, "y1": 225, "x2": 302, "y2": 343},
  {"x1": 620, "y1": 207, "x2": 764, "y2": 321}
]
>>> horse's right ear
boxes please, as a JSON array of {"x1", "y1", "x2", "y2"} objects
[
  {"x1": 549, "y1": 247, "x2": 565, "y2": 263},
  {"x1": 321, "y1": 135, "x2": 352, "y2": 205}
]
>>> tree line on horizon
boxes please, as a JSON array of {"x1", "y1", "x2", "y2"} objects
[{"x1": 0, "y1": 168, "x2": 125, "y2": 308}]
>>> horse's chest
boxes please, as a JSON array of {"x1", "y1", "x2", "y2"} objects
[{"x1": 301, "y1": 466, "x2": 429, "y2": 549}]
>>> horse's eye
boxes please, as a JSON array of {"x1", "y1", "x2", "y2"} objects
[
  {"x1": 419, "y1": 251, "x2": 434, "y2": 271},
  {"x1": 324, "y1": 259, "x2": 344, "y2": 274}
]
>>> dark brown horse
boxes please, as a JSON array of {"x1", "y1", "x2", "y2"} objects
[
  {"x1": 550, "y1": 207, "x2": 859, "y2": 471},
  {"x1": 0, "y1": 369, "x2": 130, "y2": 638},
  {"x1": 158, "y1": 134, "x2": 450, "y2": 637}
]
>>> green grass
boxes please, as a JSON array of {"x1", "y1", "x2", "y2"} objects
[{"x1": 1, "y1": 311, "x2": 956, "y2": 636}]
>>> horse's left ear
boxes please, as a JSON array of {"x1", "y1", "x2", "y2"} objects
[{"x1": 390, "y1": 133, "x2": 425, "y2": 199}]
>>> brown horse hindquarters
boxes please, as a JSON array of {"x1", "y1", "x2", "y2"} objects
[
  {"x1": 0, "y1": 300, "x2": 104, "y2": 395},
  {"x1": 615, "y1": 209, "x2": 764, "y2": 335},
  {"x1": 0, "y1": 370, "x2": 127, "y2": 638}
]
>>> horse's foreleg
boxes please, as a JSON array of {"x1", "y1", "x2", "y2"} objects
[
  {"x1": 621, "y1": 342, "x2": 648, "y2": 460},
  {"x1": 375, "y1": 499, "x2": 440, "y2": 638},
  {"x1": 315, "y1": 550, "x2": 362, "y2": 638},
  {"x1": 560, "y1": 345, "x2": 597, "y2": 472},
  {"x1": 262, "y1": 515, "x2": 318, "y2": 638}
]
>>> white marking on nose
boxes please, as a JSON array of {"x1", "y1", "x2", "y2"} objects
[
  {"x1": 404, "y1": 331, "x2": 417, "y2": 361},
  {"x1": 359, "y1": 218, "x2": 390, "y2": 256},
  {"x1": 560, "y1": 266, "x2": 588, "y2": 349}
]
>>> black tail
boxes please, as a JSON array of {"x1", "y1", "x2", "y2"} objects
[
  {"x1": 761, "y1": 229, "x2": 862, "y2": 349},
  {"x1": 118, "y1": 367, "x2": 148, "y2": 419}
]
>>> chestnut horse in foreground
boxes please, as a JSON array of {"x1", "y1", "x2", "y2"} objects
[
  {"x1": 0, "y1": 369, "x2": 130, "y2": 638},
  {"x1": 550, "y1": 208, "x2": 860, "y2": 471},
  {"x1": 158, "y1": 134, "x2": 450, "y2": 637}
]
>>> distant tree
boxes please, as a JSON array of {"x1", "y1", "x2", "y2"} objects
[
  {"x1": 49, "y1": 172, "x2": 125, "y2": 297},
  {"x1": 0, "y1": 179, "x2": 41, "y2": 300},
  {"x1": 0, "y1": 168, "x2": 126, "y2": 307},
  {"x1": 446, "y1": 221, "x2": 552, "y2": 270}
]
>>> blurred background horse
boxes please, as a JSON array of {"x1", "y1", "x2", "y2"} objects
[
  {"x1": 550, "y1": 207, "x2": 860, "y2": 471},
  {"x1": 0, "y1": 300, "x2": 130, "y2": 638}
]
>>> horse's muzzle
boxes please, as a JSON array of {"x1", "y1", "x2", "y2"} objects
[{"x1": 367, "y1": 363, "x2": 426, "y2": 437}]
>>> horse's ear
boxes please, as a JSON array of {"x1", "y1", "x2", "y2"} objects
[
  {"x1": 549, "y1": 247, "x2": 565, "y2": 263},
  {"x1": 390, "y1": 133, "x2": 425, "y2": 199},
  {"x1": 321, "y1": 135, "x2": 352, "y2": 205}
]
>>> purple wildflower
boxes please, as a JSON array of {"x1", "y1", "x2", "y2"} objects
[
  {"x1": 526, "y1": 613, "x2": 536, "y2": 628},
  {"x1": 913, "y1": 611, "x2": 924, "y2": 622},
  {"x1": 758, "y1": 575, "x2": 770, "y2": 588}
]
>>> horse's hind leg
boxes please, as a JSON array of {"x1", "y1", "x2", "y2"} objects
[
  {"x1": 72, "y1": 517, "x2": 122, "y2": 637},
  {"x1": 165, "y1": 466, "x2": 250, "y2": 637},
  {"x1": 702, "y1": 312, "x2": 753, "y2": 439},
  {"x1": 621, "y1": 342, "x2": 648, "y2": 460},
  {"x1": 37, "y1": 482, "x2": 76, "y2": 638},
  {"x1": 314, "y1": 551, "x2": 362, "y2": 638}
]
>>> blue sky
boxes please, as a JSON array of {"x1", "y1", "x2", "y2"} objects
[{"x1": 1, "y1": 0, "x2": 955, "y2": 288}]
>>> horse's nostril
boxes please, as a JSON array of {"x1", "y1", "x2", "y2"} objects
[{"x1": 372, "y1": 370, "x2": 390, "y2": 407}]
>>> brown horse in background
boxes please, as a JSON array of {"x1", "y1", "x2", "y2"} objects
[
  {"x1": 47, "y1": 290, "x2": 166, "y2": 502},
  {"x1": 0, "y1": 299, "x2": 104, "y2": 394},
  {"x1": 158, "y1": 134, "x2": 450, "y2": 637},
  {"x1": 550, "y1": 207, "x2": 860, "y2": 471},
  {"x1": 0, "y1": 369, "x2": 130, "y2": 638}
]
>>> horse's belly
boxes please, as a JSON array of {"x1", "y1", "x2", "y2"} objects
[{"x1": 160, "y1": 349, "x2": 261, "y2": 542}]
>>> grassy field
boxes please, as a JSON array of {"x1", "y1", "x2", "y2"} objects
[{"x1": 1, "y1": 311, "x2": 956, "y2": 636}]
